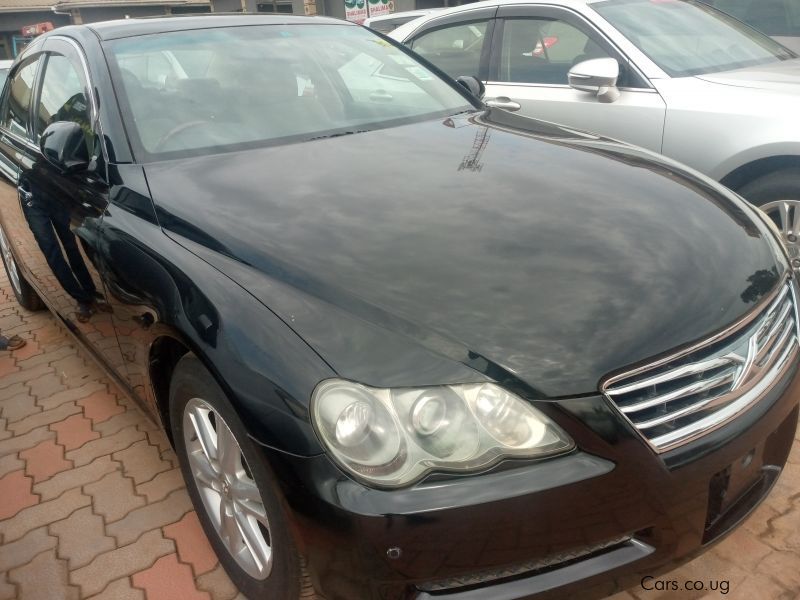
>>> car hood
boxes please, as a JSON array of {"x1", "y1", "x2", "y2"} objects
[
  {"x1": 144, "y1": 110, "x2": 785, "y2": 398},
  {"x1": 696, "y1": 58, "x2": 800, "y2": 92}
]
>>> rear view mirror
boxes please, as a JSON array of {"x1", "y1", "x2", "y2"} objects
[
  {"x1": 40, "y1": 121, "x2": 91, "y2": 174},
  {"x1": 455, "y1": 75, "x2": 485, "y2": 100},
  {"x1": 568, "y1": 58, "x2": 620, "y2": 103}
]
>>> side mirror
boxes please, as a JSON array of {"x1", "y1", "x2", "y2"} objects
[
  {"x1": 568, "y1": 58, "x2": 620, "y2": 103},
  {"x1": 455, "y1": 75, "x2": 485, "y2": 100},
  {"x1": 40, "y1": 121, "x2": 91, "y2": 174}
]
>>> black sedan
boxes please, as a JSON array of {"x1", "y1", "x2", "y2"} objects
[{"x1": 0, "y1": 15, "x2": 797, "y2": 600}]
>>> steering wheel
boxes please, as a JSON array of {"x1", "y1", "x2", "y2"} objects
[{"x1": 154, "y1": 120, "x2": 214, "y2": 152}]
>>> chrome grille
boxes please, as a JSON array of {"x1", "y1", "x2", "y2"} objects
[{"x1": 603, "y1": 282, "x2": 800, "y2": 452}]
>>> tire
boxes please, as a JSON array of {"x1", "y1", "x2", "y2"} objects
[
  {"x1": 739, "y1": 169, "x2": 800, "y2": 270},
  {"x1": 0, "y1": 221, "x2": 44, "y2": 311},
  {"x1": 169, "y1": 354, "x2": 303, "y2": 600},
  {"x1": 738, "y1": 168, "x2": 800, "y2": 207}
]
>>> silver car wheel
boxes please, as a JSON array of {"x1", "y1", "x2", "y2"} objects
[
  {"x1": 760, "y1": 200, "x2": 800, "y2": 270},
  {"x1": 0, "y1": 224, "x2": 22, "y2": 296},
  {"x1": 183, "y1": 397, "x2": 273, "y2": 580}
]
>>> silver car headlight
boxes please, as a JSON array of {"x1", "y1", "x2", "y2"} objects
[{"x1": 310, "y1": 379, "x2": 574, "y2": 488}]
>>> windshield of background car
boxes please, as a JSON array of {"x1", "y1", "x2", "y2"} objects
[
  {"x1": 106, "y1": 24, "x2": 473, "y2": 159},
  {"x1": 592, "y1": 0, "x2": 796, "y2": 77}
]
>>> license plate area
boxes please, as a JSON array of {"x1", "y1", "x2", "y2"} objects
[{"x1": 705, "y1": 443, "x2": 765, "y2": 535}]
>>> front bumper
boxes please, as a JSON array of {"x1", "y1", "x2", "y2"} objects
[{"x1": 260, "y1": 361, "x2": 800, "y2": 600}]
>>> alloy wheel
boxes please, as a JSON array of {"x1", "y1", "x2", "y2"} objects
[
  {"x1": 183, "y1": 398, "x2": 273, "y2": 580},
  {"x1": 0, "y1": 225, "x2": 22, "y2": 296},
  {"x1": 760, "y1": 200, "x2": 800, "y2": 271}
]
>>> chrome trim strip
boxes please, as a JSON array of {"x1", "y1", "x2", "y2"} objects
[
  {"x1": 602, "y1": 277, "x2": 790, "y2": 389},
  {"x1": 620, "y1": 371, "x2": 735, "y2": 415},
  {"x1": 608, "y1": 356, "x2": 734, "y2": 396},
  {"x1": 650, "y1": 336, "x2": 797, "y2": 449}
]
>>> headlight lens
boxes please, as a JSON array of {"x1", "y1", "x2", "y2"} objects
[{"x1": 311, "y1": 379, "x2": 574, "y2": 488}]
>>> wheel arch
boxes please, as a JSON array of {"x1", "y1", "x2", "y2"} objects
[{"x1": 720, "y1": 155, "x2": 800, "y2": 192}]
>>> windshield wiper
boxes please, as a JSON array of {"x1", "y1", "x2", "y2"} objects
[{"x1": 306, "y1": 130, "x2": 370, "y2": 141}]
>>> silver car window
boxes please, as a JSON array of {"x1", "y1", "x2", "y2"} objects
[{"x1": 593, "y1": 0, "x2": 795, "y2": 77}]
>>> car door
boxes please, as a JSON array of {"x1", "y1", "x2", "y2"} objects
[
  {"x1": 0, "y1": 53, "x2": 52, "y2": 309},
  {"x1": 15, "y1": 37, "x2": 127, "y2": 375},
  {"x1": 484, "y1": 6, "x2": 666, "y2": 152}
]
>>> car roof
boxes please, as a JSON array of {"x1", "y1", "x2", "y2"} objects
[
  {"x1": 83, "y1": 14, "x2": 348, "y2": 41},
  {"x1": 365, "y1": 8, "x2": 441, "y2": 23},
  {"x1": 388, "y1": 0, "x2": 595, "y2": 40}
]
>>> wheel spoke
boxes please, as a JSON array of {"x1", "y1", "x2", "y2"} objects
[
  {"x1": 216, "y1": 420, "x2": 240, "y2": 479},
  {"x1": 220, "y1": 502, "x2": 243, "y2": 554},
  {"x1": 230, "y1": 477, "x2": 262, "y2": 504},
  {"x1": 188, "y1": 405, "x2": 220, "y2": 469},
  {"x1": 188, "y1": 449, "x2": 221, "y2": 491},
  {"x1": 234, "y1": 503, "x2": 270, "y2": 573}
]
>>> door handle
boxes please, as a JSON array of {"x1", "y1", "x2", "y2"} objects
[{"x1": 484, "y1": 97, "x2": 522, "y2": 111}]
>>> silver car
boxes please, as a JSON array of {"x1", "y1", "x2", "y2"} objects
[
  {"x1": 699, "y1": 0, "x2": 800, "y2": 53},
  {"x1": 390, "y1": 0, "x2": 800, "y2": 263}
]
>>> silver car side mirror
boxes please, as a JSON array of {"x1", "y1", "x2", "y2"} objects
[{"x1": 568, "y1": 58, "x2": 620, "y2": 103}]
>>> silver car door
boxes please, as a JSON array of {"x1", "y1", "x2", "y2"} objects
[{"x1": 485, "y1": 5, "x2": 666, "y2": 153}]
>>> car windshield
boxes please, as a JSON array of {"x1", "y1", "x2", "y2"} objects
[
  {"x1": 0, "y1": 68, "x2": 9, "y2": 89},
  {"x1": 106, "y1": 24, "x2": 473, "y2": 160},
  {"x1": 592, "y1": 0, "x2": 796, "y2": 77}
]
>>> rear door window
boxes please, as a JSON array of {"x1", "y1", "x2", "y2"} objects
[{"x1": 0, "y1": 57, "x2": 40, "y2": 139}]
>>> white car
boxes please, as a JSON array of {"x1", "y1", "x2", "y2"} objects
[
  {"x1": 364, "y1": 9, "x2": 443, "y2": 34},
  {"x1": 391, "y1": 0, "x2": 800, "y2": 264}
]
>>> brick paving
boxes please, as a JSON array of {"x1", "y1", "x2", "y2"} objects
[{"x1": 0, "y1": 262, "x2": 799, "y2": 600}]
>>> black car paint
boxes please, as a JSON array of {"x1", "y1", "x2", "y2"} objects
[{"x1": 0, "y1": 16, "x2": 796, "y2": 600}]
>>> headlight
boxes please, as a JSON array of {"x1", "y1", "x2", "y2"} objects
[{"x1": 311, "y1": 379, "x2": 574, "y2": 488}]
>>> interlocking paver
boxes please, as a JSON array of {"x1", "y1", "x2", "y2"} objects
[
  {"x1": 0, "y1": 453, "x2": 23, "y2": 478},
  {"x1": 0, "y1": 425, "x2": 55, "y2": 458},
  {"x1": 94, "y1": 410, "x2": 146, "y2": 437},
  {"x1": 50, "y1": 506, "x2": 116, "y2": 570},
  {"x1": 1, "y1": 390, "x2": 40, "y2": 422},
  {"x1": 84, "y1": 470, "x2": 146, "y2": 522},
  {"x1": 37, "y1": 381, "x2": 106, "y2": 411},
  {"x1": 132, "y1": 553, "x2": 211, "y2": 600},
  {"x1": 136, "y1": 467, "x2": 185, "y2": 503},
  {"x1": 0, "y1": 362, "x2": 53, "y2": 391},
  {"x1": 65, "y1": 425, "x2": 146, "y2": 467},
  {"x1": 8, "y1": 402, "x2": 82, "y2": 437},
  {"x1": 50, "y1": 413, "x2": 100, "y2": 451},
  {"x1": 114, "y1": 439, "x2": 173, "y2": 485},
  {"x1": 0, "y1": 469, "x2": 38, "y2": 520},
  {"x1": 7, "y1": 549, "x2": 80, "y2": 600},
  {"x1": 164, "y1": 511, "x2": 218, "y2": 576},
  {"x1": 70, "y1": 529, "x2": 175, "y2": 597},
  {"x1": 0, "y1": 526, "x2": 57, "y2": 573},
  {"x1": 0, "y1": 487, "x2": 90, "y2": 543},
  {"x1": 20, "y1": 439, "x2": 72, "y2": 483},
  {"x1": 35, "y1": 455, "x2": 119, "y2": 502},
  {"x1": 78, "y1": 389, "x2": 125, "y2": 424},
  {"x1": 17, "y1": 344, "x2": 75, "y2": 370},
  {"x1": 27, "y1": 372, "x2": 68, "y2": 403},
  {"x1": 0, "y1": 573, "x2": 16, "y2": 600},
  {"x1": 107, "y1": 488, "x2": 193, "y2": 545},
  {"x1": 86, "y1": 578, "x2": 145, "y2": 600}
]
